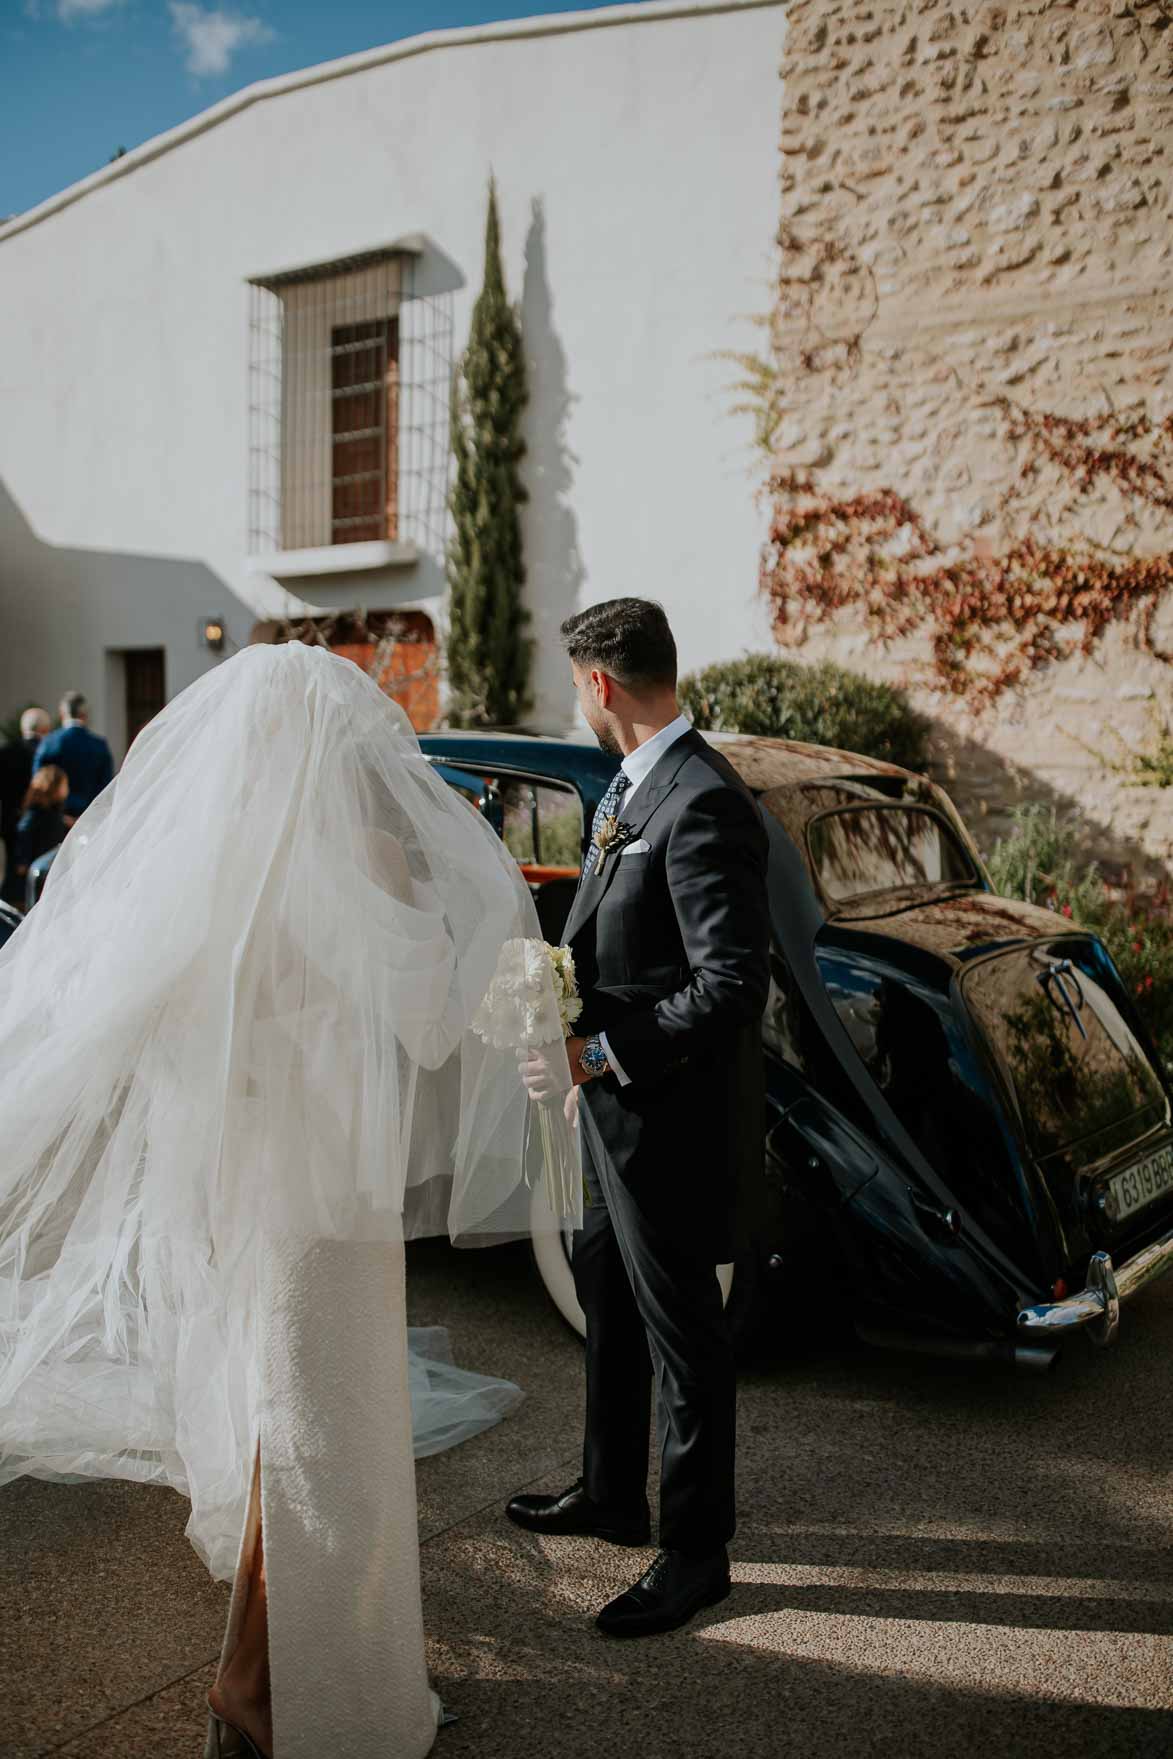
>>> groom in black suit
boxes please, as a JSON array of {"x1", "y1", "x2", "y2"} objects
[{"x1": 508, "y1": 598, "x2": 770, "y2": 1637}]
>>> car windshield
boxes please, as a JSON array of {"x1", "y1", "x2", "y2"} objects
[{"x1": 808, "y1": 805, "x2": 978, "y2": 905}]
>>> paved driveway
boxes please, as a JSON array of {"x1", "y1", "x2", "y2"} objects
[{"x1": 4, "y1": 1238, "x2": 1172, "y2": 1758}]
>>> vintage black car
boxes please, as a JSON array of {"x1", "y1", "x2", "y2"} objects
[{"x1": 421, "y1": 729, "x2": 1173, "y2": 1369}]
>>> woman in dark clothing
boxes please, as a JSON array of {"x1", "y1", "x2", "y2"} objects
[
  {"x1": 10, "y1": 766, "x2": 69, "y2": 908},
  {"x1": 0, "y1": 708, "x2": 50, "y2": 905}
]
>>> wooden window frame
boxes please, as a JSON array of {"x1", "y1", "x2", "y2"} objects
[{"x1": 329, "y1": 317, "x2": 399, "y2": 545}]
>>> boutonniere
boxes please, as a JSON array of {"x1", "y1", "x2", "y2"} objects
[{"x1": 592, "y1": 817, "x2": 635, "y2": 876}]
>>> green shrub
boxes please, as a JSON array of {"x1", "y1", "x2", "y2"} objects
[
  {"x1": 679, "y1": 654, "x2": 930, "y2": 772},
  {"x1": 985, "y1": 806, "x2": 1108, "y2": 924},
  {"x1": 536, "y1": 802, "x2": 583, "y2": 868},
  {"x1": 986, "y1": 805, "x2": 1173, "y2": 1073},
  {"x1": 1069, "y1": 703, "x2": 1173, "y2": 790}
]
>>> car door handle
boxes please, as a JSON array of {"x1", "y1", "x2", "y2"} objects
[
  {"x1": 765, "y1": 1120, "x2": 791, "y2": 1163},
  {"x1": 908, "y1": 1187, "x2": 963, "y2": 1242}
]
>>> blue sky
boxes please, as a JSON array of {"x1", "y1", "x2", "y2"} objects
[{"x1": 3, "y1": 0, "x2": 630, "y2": 217}]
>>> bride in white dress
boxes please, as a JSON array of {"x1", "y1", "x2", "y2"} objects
[{"x1": 0, "y1": 643, "x2": 577, "y2": 1759}]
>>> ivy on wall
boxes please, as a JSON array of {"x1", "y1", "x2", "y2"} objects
[
  {"x1": 728, "y1": 163, "x2": 1173, "y2": 710},
  {"x1": 733, "y1": 236, "x2": 1173, "y2": 706},
  {"x1": 760, "y1": 400, "x2": 1173, "y2": 708}
]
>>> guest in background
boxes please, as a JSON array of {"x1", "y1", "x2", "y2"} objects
[
  {"x1": 0, "y1": 707, "x2": 51, "y2": 906},
  {"x1": 11, "y1": 765, "x2": 69, "y2": 906},
  {"x1": 34, "y1": 692, "x2": 114, "y2": 822},
  {"x1": 21, "y1": 705, "x2": 51, "y2": 752}
]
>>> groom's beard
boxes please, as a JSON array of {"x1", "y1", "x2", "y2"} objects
[{"x1": 591, "y1": 721, "x2": 623, "y2": 758}]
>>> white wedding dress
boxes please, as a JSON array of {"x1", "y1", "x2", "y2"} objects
[{"x1": 0, "y1": 643, "x2": 576, "y2": 1759}]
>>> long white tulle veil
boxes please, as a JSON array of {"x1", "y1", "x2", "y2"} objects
[{"x1": 0, "y1": 642, "x2": 576, "y2": 1577}]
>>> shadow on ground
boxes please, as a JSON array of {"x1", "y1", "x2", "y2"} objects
[{"x1": 5, "y1": 1241, "x2": 1172, "y2": 1758}]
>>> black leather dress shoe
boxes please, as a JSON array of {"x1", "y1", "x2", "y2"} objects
[
  {"x1": 505, "y1": 1478, "x2": 650, "y2": 1545},
  {"x1": 595, "y1": 1548, "x2": 731, "y2": 1637}
]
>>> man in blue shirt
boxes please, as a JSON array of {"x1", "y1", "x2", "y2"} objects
[{"x1": 35, "y1": 692, "x2": 114, "y2": 822}]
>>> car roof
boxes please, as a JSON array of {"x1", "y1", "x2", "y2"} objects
[
  {"x1": 419, "y1": 727, "x2": 916, "y2": 793},
  {"x1": 701, "y1": 731, "x2": 913, "y2": 791},
  {"x1": 420, "y1": 727, "x2": 1009, "y2": 942}
]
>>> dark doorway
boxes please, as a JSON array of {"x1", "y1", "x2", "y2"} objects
[{"x1": 124, "y1": 648, "x2": 166, "y2": 747}]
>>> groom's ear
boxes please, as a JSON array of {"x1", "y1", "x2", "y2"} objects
[{"x1": 592, "y1": 668, "x2": 614, "y2": 709}]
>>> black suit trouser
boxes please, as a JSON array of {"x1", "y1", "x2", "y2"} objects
[{"x1": 572, "y1": 1103, "x2": 736, "y2": 1556}]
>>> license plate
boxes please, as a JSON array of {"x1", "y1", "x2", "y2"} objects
[{"x1": 1109, "y1": 1144, "x2": 1173, "y2": 1222}]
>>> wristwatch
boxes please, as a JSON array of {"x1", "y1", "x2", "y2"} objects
[{"x1": 579, "y1": 1035, "x2": 611, "y2": 1079}]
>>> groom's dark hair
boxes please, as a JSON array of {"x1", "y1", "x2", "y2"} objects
[{"x1": 560, "y1": 598, "x2": 677, "y2": 690}]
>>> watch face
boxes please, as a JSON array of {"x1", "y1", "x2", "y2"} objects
[{"x1": 582, "y1": 1039, "x2": 607, "y2": 1075}]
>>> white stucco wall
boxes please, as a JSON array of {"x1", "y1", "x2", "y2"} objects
[{"x1": 0, "y1": 0, "x2": 785, "y2": 742}]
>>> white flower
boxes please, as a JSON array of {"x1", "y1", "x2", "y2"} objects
[{"x1": 471, "y1": 938, "x2": 582, "y2": 1049}]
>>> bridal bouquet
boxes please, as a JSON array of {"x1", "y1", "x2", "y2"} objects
[{"x1": 471, "y1": 938, "x2": 582, "y2": 1219}]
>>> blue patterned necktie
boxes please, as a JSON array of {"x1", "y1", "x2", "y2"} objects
[{"x1": 582, "y1": 768, "x2": 630, "y2": 878}]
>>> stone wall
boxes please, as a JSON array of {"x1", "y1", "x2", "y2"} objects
[{"x1": 771, "y1": 0, "x2": 1173, "y2": 876}]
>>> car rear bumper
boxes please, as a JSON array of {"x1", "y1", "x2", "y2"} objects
[{"x1": 1017, "y1": 1224, "x2": 1173, "y2": 1346}]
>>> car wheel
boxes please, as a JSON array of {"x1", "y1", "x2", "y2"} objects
[{"x1": 529, "y1": 1179, "x2": 735, "y2": 1341}]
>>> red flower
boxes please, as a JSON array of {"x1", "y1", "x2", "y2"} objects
[
  {"x1": 1133, "y1": 941, "x2": 1144, "y2": 954},
  {"x1": 1060, "y1": 903, "x2": 1073, "y2": 918}
]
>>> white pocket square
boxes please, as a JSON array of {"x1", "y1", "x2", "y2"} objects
[{"x1": 619, "y1": 839, "x2": 651, "y2": 857}]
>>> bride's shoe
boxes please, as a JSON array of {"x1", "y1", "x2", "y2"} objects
[{"x1": 205, "y1": 1709, "x2": 271, "y2": 1759}]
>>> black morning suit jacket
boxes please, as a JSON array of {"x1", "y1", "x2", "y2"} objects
[{"x1": 564, "y1": 728, "x2": 771, "y2": 1261}]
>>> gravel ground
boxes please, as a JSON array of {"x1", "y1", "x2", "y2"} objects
[{"x1": 4, "y1": 1235, "x2": 1171, "y2": 1759}]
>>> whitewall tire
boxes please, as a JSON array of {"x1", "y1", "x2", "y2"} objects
[{"x1": 529, "y1": 1178, "x2": 734, "y2": 1340}]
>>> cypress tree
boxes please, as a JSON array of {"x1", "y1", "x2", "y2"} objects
[{"x1": 446, "y1": 179, "x2": 532, "y2": 726}]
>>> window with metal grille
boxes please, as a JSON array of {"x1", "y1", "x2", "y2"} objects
[{"x1": 247, "y1": 242, "x2": 453, "y2": 562}]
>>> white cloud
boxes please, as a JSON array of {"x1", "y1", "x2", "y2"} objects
[
  {"x1": 168, "y1": 3, "x2": 274, "y2": 77},
  {"x1": 58, "y1": 0, "x2": 126, "y2": 17},
  {"x1": 25, "y1": 0, "x2": 126, "y2": 19}
]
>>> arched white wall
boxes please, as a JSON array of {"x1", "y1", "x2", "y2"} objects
[{"x1": 0, "y1": 0, "x2": 786, "y2": 733}]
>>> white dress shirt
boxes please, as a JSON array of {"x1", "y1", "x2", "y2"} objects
[{"x1": 597, "y1": 714, "x2": 692, "y2": 1086}]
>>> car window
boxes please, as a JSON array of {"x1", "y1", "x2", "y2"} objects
[
  {"x1": 500, "y1": 779, "x2": 583, "y2": 873},
  {"x1": 427, "y1": 759, "x2": 489, "y2": 807},
  {"x1": 962, "y1": 938, "x2": 1166, "y2": 1160},
  {"x1": 762, "y1": 945, "x2": 807, "y2": 1073},
  {"x1": 762, "y1": 942, "x2": 861, "y2": 1121},
  {"x1": 808, "y1": 806, "x2": 976, "y2": 905}
]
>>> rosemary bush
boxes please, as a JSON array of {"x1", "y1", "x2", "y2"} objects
[{"x1": 986, "y1": 804, "x2": 1173, "y2": 1073}]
